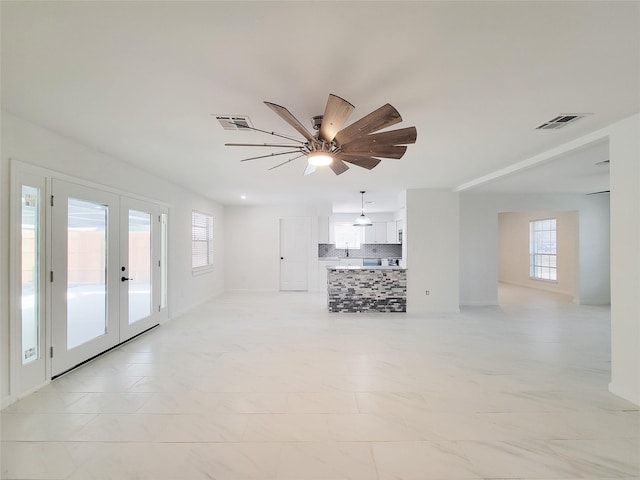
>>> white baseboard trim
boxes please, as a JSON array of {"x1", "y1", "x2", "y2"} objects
[
  {"x1": 223, "y1": 289, "x2": 279, "y2": 293},
  {"x1": 168, "y1": 290, "x2": 224, "y2": 319},
  {"x1": 609, "y1": 381, "x2": 640, "y2": 406},
  {"x1": 459, "y1": 300, "x2": 499, "y2": 307},
  {"x1": 1, "y1": 394, "x2": 16, "y2": 411},
  {"x1": 576, "y1": 298, "x2": 611, "y2": 306}
]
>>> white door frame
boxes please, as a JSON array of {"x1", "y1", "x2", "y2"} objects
[
  {"x1": 9, "y1": 160, "x2": 170, "y2": 398},
  {"x1": 279, "y1": 217, "x2": 310, "y2": 291}
]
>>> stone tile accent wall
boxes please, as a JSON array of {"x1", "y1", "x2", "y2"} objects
[
  {"x1": 328, "y1": 268, "x2": 407, "y2": 313},
  {"x1": 318, "y1": 243, "x2": 402, "y2": 259}
]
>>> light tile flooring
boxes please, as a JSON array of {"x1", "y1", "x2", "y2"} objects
[{"x1": 2, "y1": 284, "x2": 639, "y2": 479}]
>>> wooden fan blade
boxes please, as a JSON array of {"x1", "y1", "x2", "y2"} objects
[
  {"x1": 339, "y1": 144, "x2": 407, "y2": 159},
  {"x1": 328, "y1": 158, "x2": 349, "y2": 175},
  {"x1": 334, "y1": 103, "x2": 402, "y2": 146},
  {"x1": 239, "y1": 150, "x2": 302, "y2": 162},
  {"x1": 339, "y1": 127, "x2": 417, "y2": 150},
  {"x1": 334, "y1": 153, "x2": 381, "y2": 170},
  {"x1": 319, "y1": 94, "x2": 355, "y2": 143},
  {"x1": 226, "y1": 143, "x2": 302, "y2": 148},
  {"x1": 303, "y1": 164, "x2": 317, "y2": 176},
  {"x1": 264, "y1": 101, "x2": 316, "y2": 142}
]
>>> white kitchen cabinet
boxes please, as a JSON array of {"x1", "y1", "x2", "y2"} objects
[
  {"x1": 386, "y1": 222, "x2": 397, "y2": 243},
  {"x1": 374, "y1": 222, "x2": 387, "y2": 243},
  {"x1": 318, "y1": 216, "x2": 329, "y2": 243},
  {"x1": 363, "y1": 224, "x2": 375, "y2": 243},
  {"x1": 364, "y1": 223, "x2": 387, "y2": 243}
]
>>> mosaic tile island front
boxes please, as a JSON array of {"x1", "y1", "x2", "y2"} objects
[{"x1": 327, "y1": 266, "x2": 407, "y2": 313}]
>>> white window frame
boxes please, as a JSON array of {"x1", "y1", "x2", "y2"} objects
[
  {"x1": 192, "y1": 210, "x2": 214, "y2": 274},
  {"x1": 333, "y1": 222, "x2": 364, "y2": 250},
  {"x1": 529, "y1": 217, "x2": 557, "y2": 282}
]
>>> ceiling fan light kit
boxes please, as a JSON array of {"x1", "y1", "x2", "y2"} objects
[
  {"x1": 226, "y1": 94, "x2": 417, "y2": 175},
  {"x1": 307, "y1": 151, "x2": 333, "y2": 167}
]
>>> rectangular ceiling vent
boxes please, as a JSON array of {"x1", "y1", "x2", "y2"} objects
[
  {"x1": 535, "y1": 113, "x2": 590, "y2": 130},
  {"x1": 215, "y1": 115, "x2": 253, "y2": 131}
]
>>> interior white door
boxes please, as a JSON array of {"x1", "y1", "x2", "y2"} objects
[
  {"x1": 119, "y1": 196, "x2": 162, "y2": 340},
  {"x1": 51, "y1": 180, "x2": 120, "y2": 376},
  {"x1": 279, "y1": 218, "x2": 309, "y2": 291}
]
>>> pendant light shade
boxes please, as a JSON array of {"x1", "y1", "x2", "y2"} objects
[{"x1": 353, "y1": 191, "x2": 373, "y2": 226}]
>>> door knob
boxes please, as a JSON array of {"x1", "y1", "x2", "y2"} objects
[
  {"x1": 121, "y1": 276, "x2": 133, "y2": 282},
  {"x1": 280, "y1": 257, "x2": 284, "y2": 260}
]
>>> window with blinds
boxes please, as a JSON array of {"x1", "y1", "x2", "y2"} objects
[
  {"x1": 530, "y1": 218, "x2": 557, "y2": 281},
  {"x1": 192, "y1": 211, "x2": 213, "y2": 271}
]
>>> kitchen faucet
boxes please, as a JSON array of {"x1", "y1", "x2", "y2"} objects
[{"x1": 345, "y1": 243, "x2": 349, "y2": 257}]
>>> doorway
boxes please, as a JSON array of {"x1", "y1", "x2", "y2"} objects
[{"x1": 50, "y1": 179, "x2": 164, "y2": 376}]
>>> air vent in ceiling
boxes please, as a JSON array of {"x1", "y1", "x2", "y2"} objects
[
  {"x1": 215, "y1": 115, "x2": 253, "y2": 131},
  {"x1": 536, "y1": 113, "x2": 590, "y2": 130}
]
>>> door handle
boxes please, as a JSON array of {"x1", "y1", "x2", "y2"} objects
[{"x1": 121, "y1": 276, "x2": 133, "y2": 282}]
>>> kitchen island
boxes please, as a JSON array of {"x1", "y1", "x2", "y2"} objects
[{"x1": 327, "y1": 266, "x2": 407, "y2": 313}]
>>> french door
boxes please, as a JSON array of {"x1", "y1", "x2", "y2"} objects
[{"x1": 51, "y1": 180, "x2": 162, "y2": 376}]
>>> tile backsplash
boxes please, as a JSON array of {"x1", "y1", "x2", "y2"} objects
[{"x1": 318, "y1": 243, "x2": 402, "y2": 259}]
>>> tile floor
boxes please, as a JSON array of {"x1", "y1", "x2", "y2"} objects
[{"x1": 1, "y1": 284, "x2": 638, "y2": 479}]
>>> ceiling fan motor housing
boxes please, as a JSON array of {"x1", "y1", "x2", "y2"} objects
[{"x1": 311, "y1": 115, "x2": 323, "y2": 131}]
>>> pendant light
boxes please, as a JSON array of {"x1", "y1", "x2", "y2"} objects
[{"x1": 353, "y1": 191, "x2": 373, "y2": 226}]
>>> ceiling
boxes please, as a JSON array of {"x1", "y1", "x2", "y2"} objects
[{"x1": 2, "y1": 2, "x2": 638, "y2": 212}]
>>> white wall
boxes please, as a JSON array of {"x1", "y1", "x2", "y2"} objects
[
  {"x1": 608, "y1": 114, "x2": 640, "y2": 405},
  {"x1": 460, "y1": 193, "x2": 610, "y2": 306},
  {"x1": 405, "y1": 189, "x2": 460, "y2": 313},
  {"x1": 224, "y1": 204, "x2": 325, "y2": 292},
  {"x1": 499, "y1": 210, "x2": 578, "y2": 298},
  {"x1": 329, "y1": 212, "x2": 395, "y2": 223},
  {"x1": 1, "y1": 111, "x2": 225, "y2": 406}
]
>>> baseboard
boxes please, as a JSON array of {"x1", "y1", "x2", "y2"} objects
[
  {"x1": 223, "y1": 289, "x2": 278, "y2": 293},
  {"x1": 1, "y1": 394, "x2": 16, "y2": 411},
  {"x1": 609, "y1": 381, "x2": 640, "y2": 406},
  {"x1": 576, "y1": 297, "x2": 611, "y2": 306},
  {"x1": 459, "y1": 300, "x2": 499, "y2": 307},
  {"x1": 169, "y1": 289, "x2": 225, "y2": 319}
]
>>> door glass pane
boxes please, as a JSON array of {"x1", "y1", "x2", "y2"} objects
[
  {"x1": 21, "y1": 186, "x2": 39, "y2": 364},
  {"x1": 129, "y1": 210, "x2": 151, "y2": 324},
  {"x1": 160, "y1": 213, "x2": 168, "y2": 309},
  {"x1": 67, "y1": 198, "x2": 108, "y2": 349}
]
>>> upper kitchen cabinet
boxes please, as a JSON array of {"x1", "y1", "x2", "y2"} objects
[
  {"x1": 364, "y1": 222, "x2": 389, "y2": 243},
  {"x1": 318, "y1": 216, "x2": 329, "y2": 244},
  {"x1": 387, "y1": 222, "x2": 397, "y2": 243}
]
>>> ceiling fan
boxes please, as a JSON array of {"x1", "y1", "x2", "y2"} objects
[{"x1": 225, "y1": 94, "x2": 417, "y2": 176}]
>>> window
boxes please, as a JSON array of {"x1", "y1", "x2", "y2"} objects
[
  {"x1": 333, "y1": 223, "x2": 364, "y2": 249},
  {"x1": 192, "y1": 211, "x2": 213, "y2": 271},
  {"x1": 530, "y1": 218, "x2": 557, "y2": 281},
  {"x1": 21, "y1": 185, "x2": 40, "y2": 364}
]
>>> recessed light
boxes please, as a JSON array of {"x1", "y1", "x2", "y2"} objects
[{"x1": 241, "y1": 195, "x2": 247, "y2": 200}]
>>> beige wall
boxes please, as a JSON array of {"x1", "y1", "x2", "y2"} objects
[{"x1": 498, "y1": 210, "x2": 578, "y2": 298}]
